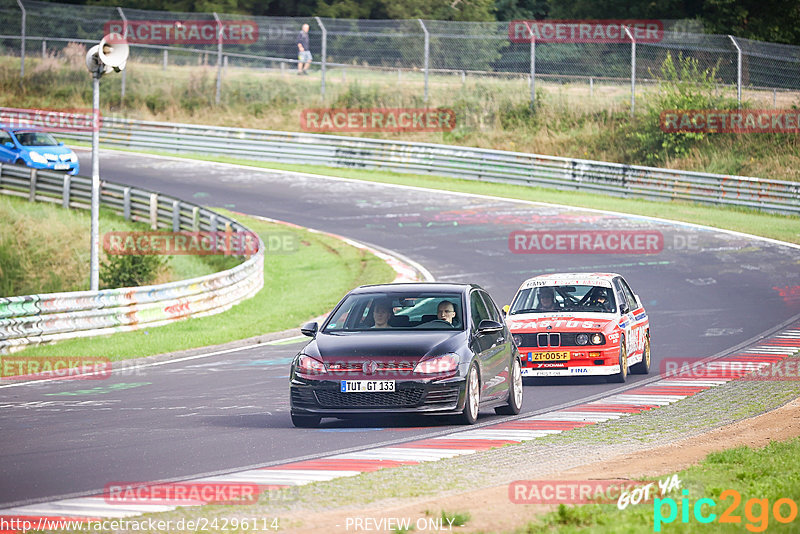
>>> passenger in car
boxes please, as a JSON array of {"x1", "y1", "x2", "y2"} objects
[
  {"x1": 371, "y1": 299, "x2": 394, "y2": 328},
  {"x1": 437, "y1": 300, "x2": 457, "y2": 324}
]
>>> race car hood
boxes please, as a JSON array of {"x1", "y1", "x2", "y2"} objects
[
  {"x1": 506, "y1": 312, "x2": 617, "y2": 332},
  {"x1": 307, "y1": 330, "x2": 466, "y2": 361}
]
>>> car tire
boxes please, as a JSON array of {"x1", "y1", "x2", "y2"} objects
[
  {"x1": 457, "y1": 363, "x2": 480, "y2": 425},
  {"x1": 607, "y1": 341, "x2": 628, "y2": 383},
  {"x1": 496, "y1": 358, "x2": 523, "y2": 415},
  {"x1": 291, "y1": 413, "x2": 321, "y2": 428},
  {"x1": 630, "y1": 335, "x2": 651, "y2": 375}
]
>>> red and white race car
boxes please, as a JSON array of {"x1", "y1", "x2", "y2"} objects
[{"x1": 505, "y1": 273, "x2": 650, "y2": 382}]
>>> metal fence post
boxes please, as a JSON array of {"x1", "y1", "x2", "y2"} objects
[
  {"x1": 172, "y1": 200, "x2": 180, "y2": 231},
  {"x1": 418, "y1": 19, "x2": 429, "y2": 103},
  {"x1": 728, "y1": 35, "x2": 742, "y2": 108},
  {"x1": 16, "y1": 0, "x2": 25, "y2": 78},
  {"x1": 62, "y1": 174, "x2": 71, "y2": 209},
  {"x1": 41, "y1": 40, "x2": 45, "y2": 58},
  {"x1": 162, "y1": 49, "x2": 168, "y2": 71},
  {"x1": 315, "y1": 17, "x2": 327, "y2": 100},
  {"x1": 117, "y1": 7, "x2": 128, "y2": 102},
  {"x1": 624, "y1": 26, "x2": 636, "y2": 117},
  {"x1": 523, "y1": 21, "x2": 535, "y2": 109},
  {"x1": 123, "y1": 187, "x2": 131, "y2": 220},
  {"x1": 213, "y1": 12, "x2": 223, "y2": 105}
]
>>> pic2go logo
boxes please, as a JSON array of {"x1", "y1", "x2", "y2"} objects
[{"x1": 654, "y1": 489, "x2": 799, "y2": 532}]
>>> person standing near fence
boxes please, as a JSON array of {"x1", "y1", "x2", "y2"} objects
[{"x1": 296, "y1": 23, "x2": 311, "y2": 75}]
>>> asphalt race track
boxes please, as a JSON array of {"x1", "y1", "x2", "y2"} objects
[{"x1": 2, "y1": 150, "x2": 799, "y2": 506}]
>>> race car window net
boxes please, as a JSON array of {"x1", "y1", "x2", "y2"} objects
[
  {"x1": 324, "y1": 293, "x2": 465, "y2": 331},
  {"x1": 509, "y1": 285, "x2": 616, "y2": 314}
]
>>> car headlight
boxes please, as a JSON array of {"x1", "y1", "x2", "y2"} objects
[
  {"x1": 296, "y1": 354, "x2": 326, "y2": 375},
  {"x1": 591, "y1": 333, "x2": 605, "y2": 345},
  {"x1": 29, "y1": 152, "x2": 48, "y2": 164},
  {"x1": 576, "y1": 333, "x2": 589, "y2": 345},
  {"x1": 414, "y1": 353, "x2": 458, "y2": 374},
  {"x1": 512, "y1": 334, "x2": 523, "y2": 347}
]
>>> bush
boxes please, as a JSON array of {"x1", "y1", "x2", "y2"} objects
[
  {"x1": 629, "y1": 52, "x2": 740, "y2": 164},
  {"x1": 100, "y1": 254, "x2": 167, "y2": 289}
]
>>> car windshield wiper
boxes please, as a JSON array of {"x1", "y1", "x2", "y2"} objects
[{"x1": 510, "y1": 308, "x2": 541, "y2": 314}]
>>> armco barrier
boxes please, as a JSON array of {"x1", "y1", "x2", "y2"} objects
[
  {"x1": 0, "y1": 163, "x2": 264, "y2": 354},
  {"x1": 13, "y1": 112, "x2": 797, "y2": 216}
]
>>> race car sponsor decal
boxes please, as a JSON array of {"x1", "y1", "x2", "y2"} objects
[
  {"x1": 522, "y1": 278, "x2": 613, "y2": 289},
  {"x1": 508, "y1": 319, "x2": 609, "y2": 330}
]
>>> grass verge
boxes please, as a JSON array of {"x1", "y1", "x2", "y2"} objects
[
  {"x1": 14, "y1": 209, "x2": 395, "y2": 360},
  {"x1": 0, "y1": 194, "x2": 233, "y2": 296},
  {"x1": 529, "y1": 437, "x2": 800, "y2": 533}
]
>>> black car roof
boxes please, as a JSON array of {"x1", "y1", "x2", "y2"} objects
[{"x1": 350, "y1": 282, "x2": 480, "y2": 295}]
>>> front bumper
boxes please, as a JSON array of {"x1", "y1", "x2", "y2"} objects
[
  {"x1": 290, "y1": 376, "x2": 467, "y2": 417},
  {"x1": 519, "y1": 346, "x2": 619, "y2": 377}
]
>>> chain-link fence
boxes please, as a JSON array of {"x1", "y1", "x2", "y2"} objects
[{"x1": 1, "y1": 0, "x2": 799, "y2": 113}]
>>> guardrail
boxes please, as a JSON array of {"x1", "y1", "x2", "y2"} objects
[
  {"x1": 43, "y1": 114, "x2": 800, "y2": 216},
  {"x1": 0, "y1": 163, "x2": 264, "y2": 354}
]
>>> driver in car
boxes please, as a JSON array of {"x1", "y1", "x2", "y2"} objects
[{"x1": 536, "y1": 287, "x2": 560, "y2": 311}]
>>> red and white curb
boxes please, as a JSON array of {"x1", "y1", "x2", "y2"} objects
[{"x1": 2, "y1": 325, "x2": 798, "y2": 526}]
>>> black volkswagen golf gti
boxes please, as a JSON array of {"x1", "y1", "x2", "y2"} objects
[{"x1": 289, "y1": 283, "x2": 523, "y2": 427}]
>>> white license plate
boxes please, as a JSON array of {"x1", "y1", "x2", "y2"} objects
[
  {"x1": 54, "y1": 163, "x2": 70, "y2": 170},
  {"x1": 340, "y1": 380, "x2": 395, "y2": 393}
]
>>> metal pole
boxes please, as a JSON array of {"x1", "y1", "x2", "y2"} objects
[
  {"x1": 90, "y1": 74, "x2": 101, "y2": 291},
  {"x1": 524, "y1": 21, "x2": 535, "y2": 109},
  {"x1": 728, "y1": 35, "x2": 742, "y2": 108},
  {"x1": 315, "y1": 17, "x2": 327, "y2": 99},
  {"x1": 41, "y1": 40, "x2": 45, "y2": 58},
  {"x1": 624, "y1": 26, "x2": 636, "y2": 117},
  {"x1": 117, "y1": 7, "x2": 128, "y2": 102},
  {"x1": 213, "y1": 12, "x2": 222, "y2": 105},
  {"x1": 419, "y1": 19, "x2": 429, "y2": 103},
  {"x1": 163, "y1": 49, "x2": 167, "y2": 71},
  {"x1": 16, "y1": 0, "x2": 25, "y2": 78}
]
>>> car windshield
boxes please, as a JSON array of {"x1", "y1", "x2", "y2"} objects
[
  {"x1": 509, "y1": 284, "x2": 616, "y2": 314},
  {"x1": 324, "y1": 292, "x2": 464, "y2": 331},
  {"x1": 15, "y1": 132, "x2": 59, "y2": 147}
]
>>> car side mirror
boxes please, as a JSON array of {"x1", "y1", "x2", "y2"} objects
[
  {"x1": 58, "y1": 141, "x2": 64, "y2": 146},
  {"x1": 620, "y1": 303, "x2": 630, "y2": 314},
  {"x1": 501, "y1": 305, "x2": 509, "y2": 316},
  {"x1": 478, "y1": 319, "x2": 504, "y2": 334},
  {"x1": 3, "y1": 142, "x2": 13, "y2": 148},
  {"x1": 300, "y1": 321, "x2": 318, "y2": 337}
]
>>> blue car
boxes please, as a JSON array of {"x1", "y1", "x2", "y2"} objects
[{"x1": 0, "y1": 126, "x2": 80, "y2": 175}]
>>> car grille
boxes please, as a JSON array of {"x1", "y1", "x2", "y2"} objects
[
  {"x1": 315, "y1": 388, "x2": 425, "y2": 408},
  {"x1": 516, "y1": 332, "x2": 579, "y2": 348},
  {"x1": 326, "y1": 361, "x2": 416, "y2": 373}
]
